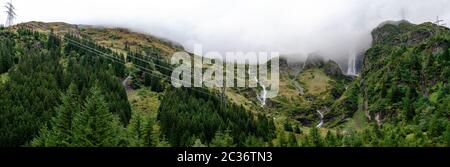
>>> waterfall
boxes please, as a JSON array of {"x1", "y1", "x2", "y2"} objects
[
  {"x1": 255, "y1": 77, "x2": 267, "y2": 107},
  {"x1": 347, "y1": 51, "x2": 357, "y2": 76},
  {"x1": 316, "y1": 110, "x2": 324, "y2": 128},
  {"x1": 248, "y1": 70, "x2": 267, "y2": 107}
]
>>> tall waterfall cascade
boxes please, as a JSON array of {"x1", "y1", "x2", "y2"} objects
[
  {"x1": 347, "y1": 51, "x2": 357, "y2": 76},
  {"x1": 255, "y1": 77, "x2": 267, "y2": 107}
]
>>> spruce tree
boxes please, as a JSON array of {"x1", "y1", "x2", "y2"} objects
[
  {"x1": 71, "y1": 86, "x2": 124, "y2": 147},
  {"x1": 287, "y1": 133, "x2": 298, "y2": 147},
  {"x1": 444, "y1": 123, "x2": 450, "y2": 147},
  {"x1": 52, "y1": 84, "x2": 80, "y2": 143},
  {"x1": 31, "y1": 83, "x2": 80, "y2": 146},
  {"x1": 192, "y1": 139, "x2": 207, "y2": 147},
  {"x1": 284, "y1": 122, "x2": 293, "y2": 132},
  {"x1": 309, "y1": 127, "x2": 323, "y2": 147},
  {"x1": 294, "y1": 124, "x2": 302, "y2": 134},
  {"x1": 324, "y1": 130, "x2": 336, "y2": 147},
  {"x1": 277, "y1": 130, "x2": 287, "y2": 147},
  {"x1": 210, "y1": 131, "x2": 235, "y2": 147},
  {"x1": 127, "y1": 112, "x2": 152, "y2": 146}
]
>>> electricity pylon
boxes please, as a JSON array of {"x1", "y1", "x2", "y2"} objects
[
  {"x1": 435, "y1": 16, "x2": 446, "y2": 26},
  {"x1": 5, "y1": 0, "x2": 16, "y2": 27}
]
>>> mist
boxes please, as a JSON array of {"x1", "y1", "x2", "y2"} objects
[{"x1": 4, "y1": 0, "x2": 450, "y2": 62}]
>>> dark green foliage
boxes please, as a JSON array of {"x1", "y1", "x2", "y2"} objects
[
  {"x1": 126, "y1": 112, "x2": 154, "y2": 147},
  {"x1": 0, "y1": 29, "x2": 131, "y2": 146},
  {"x1": 0, "y1": 32, "x2": 15, "y2": 73},
  {"x1": 1, "y1": 27, "x2": 276, "y2": 147},
  {"x1": 63, "y1": 35, "x2": 131, "y2": 124},
  {"x1": 330, "y1": 79, "x2": 348, "y2": 99},
  {"x1": 31, "y1": 84, "x2": 80, "y2": 146},
  {"x1": 32, "y1": 86, "x2": 127, "y2": 147},
  {"x1": 361, "y1": 22, "x2": 449, "y2": 119},
  {"x1": 71, "y1": 86, "x2": 124, "y2": 146},
  {"x1": 2, "y1": 21, "x2": 449, "y2": 148},
  {"x1": 284, "y1": 122, "x2": 293, "y2": 132},
  {"x1": 0, "y1": 50, "x2": 62, "y2": 146},
  {"x1": 287, "y1": 133, "x2": 298, "y2": 147},
  {"x1": 309, "y1": 127, "x2": 323, "y2": 147},
  {"x1": 64, "y1": 34, "x2": 126, "y2": 78},
  {"x1": 361, "y1": 22, "x2": 450, "y2": 144},
  {"x1": 128, "y1": 47, "x2": 169, "y2": 92},
  {"x1": 324, "y1": 131, "x2": 336, "y2": 147},
  {"x1": 293, "y1": 124, "x2": 302, "y2": 134},
  {"x1": 445, "y1": 123, "x2": 450, "y2": 147},
  {"x1": 324, "y1": 21, "x2": 450, "y2": 146},
  {"x1": 157, "y1": 88, "x2": 276, "y2": 147},
  {"x1": 210, "y1": 131, "x2": 236, "y2": 147}
]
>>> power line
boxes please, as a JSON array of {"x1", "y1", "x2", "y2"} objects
[
  {"x1": 28, "y1": 23, "x2": 276, "y2": 108},
  {"x1": 24, "y1": 23, "x2": 265, "y2": 102},
  {"x1": 24, "y1": 24, "x2": 220, "y2": 98},
  {"x1": 66, "y1": 35, "x2": 219, "y2": 97},
  {"x1": 27, "y1": 23, "x2": 252, "y2": 89},
  {"x1": 63, "y1": 28, "x2": 177, "y2": 74},
  {"x1": 46, "y1": 24, "x2": 252, "y2": 86},
  {"x1": 64, "y1": 36, "x2": 215, "y2": 96}
]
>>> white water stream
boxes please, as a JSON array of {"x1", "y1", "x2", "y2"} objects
[
  {"x1": 316, "y1": 110, "x2": 324, "y2": 128},
  {"x1": 255, "y1": 77, "x2": 267, "y2": 107},
  {"x1": 347, "y1": 51, "x2": 357, "y2": 76}
]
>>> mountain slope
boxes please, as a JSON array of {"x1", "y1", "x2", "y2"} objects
[
  {"x1": 2, "y1": 20, "x2": 449, "y2": 147},
  {"x1": 329, "y1": 21, "x2": 450, "y2": 134},
  {"x1": 365, "y1": 21, "x2": 449, "y2": 121},
  {"x1": 1, "y1": 23, "x2": 278, "y2": 147},
  {"x1": 15, "y1": 21, "x2": 183, "y2": 57}
]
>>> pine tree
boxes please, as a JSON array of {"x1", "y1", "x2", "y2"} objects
[
  {"x1": 127, "y1": 112, "x2": 154, "y2": 146},
  {"x1": 192, "y1": 138, "x2": 207, "y2": 147},
  {"x1": 30, "y1": 126, "x2": 57, "y2": 147},
  {"x1": 155, "y1": 136, "x2": 171, "y2": 147},
  {"x1": 277, "y1": 130, "x2": 287, "y2": 147},
  {"x1": 300, "y1": 135, "x2": 312, "y2": 147},
  {"x1": 294, "y1": 124, "x2": 302, "y2": 134},
  {"x1": 287, "y1": 133, "x2": 298, "y2": 147},
  {"x1": 31, "y1": 83, "x2": 80, "y2": 146},
  {"x1": 309, "y1": 127, "x2": 323, "y2": 147},
  {"x1": 53, "y1": 84, "x2": 80, "y2": 141},
  {"x1": 210, "y1": 131, "x2": 235, "y2": 147},
  {"x1": 243, "y1": 136, "x2": 265, "y2": 147},
  {"x1": 71, "y1": 86, "x2": 124, "y2": 147},
  {"x1": 0, "y1": 49, "x2": 7, "y2": 73},
  {"x1": 0, "y1": 39, "x2": 13, "y2": 74},
  {"x1": 143, "y1": 117, "x2": 154, "y2": 147},
  {"x1": 284, "y1": 122, "x2": 293, "y2": 132},
  {"x1": 324, "y1": 131, "x2": 336, "y2": 147},
  {"x1": 444, "y1": 123, "x2": 450, "y2": 147}
]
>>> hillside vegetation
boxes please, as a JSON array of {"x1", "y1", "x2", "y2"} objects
[{"x1": 0, "y1": 20, "x2": 449, "y2": 147}]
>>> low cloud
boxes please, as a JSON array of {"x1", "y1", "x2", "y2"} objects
[{"x1": 6, "y1": 0, "x2": 450, "y2": 61}]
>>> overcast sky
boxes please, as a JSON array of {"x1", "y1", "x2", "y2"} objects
[{"x1": 2, "y1": 0, "x2": 450, "y2": 60}]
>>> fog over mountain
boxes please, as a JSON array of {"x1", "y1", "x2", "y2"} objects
[{"x1": 6, "y1": 0, "x2": 450, "y2": 62}]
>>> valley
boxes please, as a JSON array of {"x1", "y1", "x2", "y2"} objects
[{"x1": 0, "y1": 20, "x2": 449, "y2": 147}]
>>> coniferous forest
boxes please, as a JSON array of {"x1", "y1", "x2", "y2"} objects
[
  {"x1": 0, "y1": 20, "x2": 449, "y2": 147},
  {"x1": 0, "y1": 26, "x2": 276, "y2": 147}
]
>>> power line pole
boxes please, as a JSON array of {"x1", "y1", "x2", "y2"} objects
[
  {"x1": 5, "y1": 0, "x2": 16, "y2": 27},
  {"x1": 435, "y1": 16, "x2": 446, "y2": 26}
]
